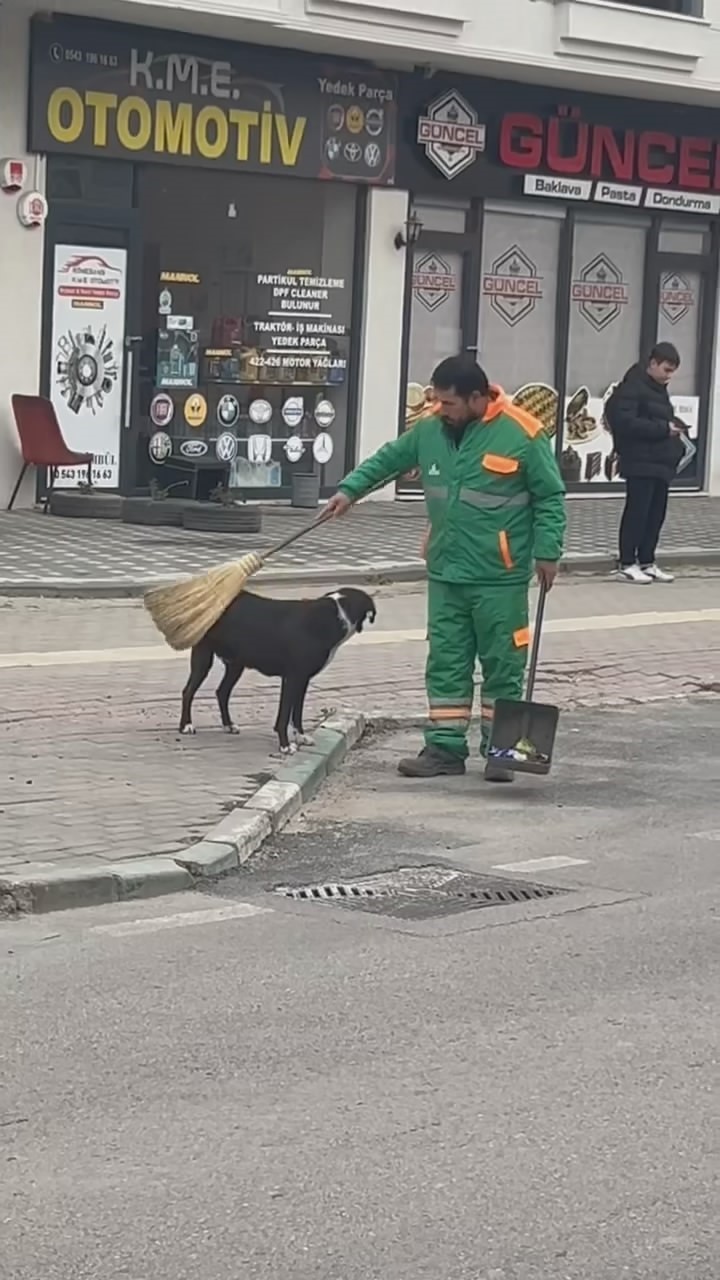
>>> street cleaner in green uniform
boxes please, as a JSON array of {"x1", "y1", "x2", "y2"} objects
[{"x1": 325, "y1": 356, "x2": 567, "y2": 782}]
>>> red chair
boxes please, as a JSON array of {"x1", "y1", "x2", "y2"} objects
[{"x1": 8, "y1": 395, "x2": 93, "y2": 512}]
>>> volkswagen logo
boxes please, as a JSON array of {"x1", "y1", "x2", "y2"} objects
[{"x1": 215, "y1": 432, "x2": 238, "y2": 463}]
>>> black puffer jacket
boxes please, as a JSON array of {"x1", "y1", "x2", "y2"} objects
[{"x1": 605, "y1": 364, "x2": 684, "y2": 482}]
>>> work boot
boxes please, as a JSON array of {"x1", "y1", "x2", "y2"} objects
[
  {"x1": 484, "y1": 761, "x2": 515, "y2": 784},
  {"x1": 398, "y1": 746, "x2": 466, "y2": 778}
]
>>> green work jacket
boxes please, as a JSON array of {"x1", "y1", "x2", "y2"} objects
[{"x1": 338, "y1": 391, "x2": 567, "y2": 586}]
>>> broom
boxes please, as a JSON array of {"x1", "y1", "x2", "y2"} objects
[
  {"x1": 144, "y1": 473, "x2": 405, "y2": 650},
  {"x1": 144, "y1": 510, "x2": 334, "y2": 650}
]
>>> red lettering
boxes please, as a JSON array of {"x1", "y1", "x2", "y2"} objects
[
  {"x1": 499, "y1": 113, "x2": 543, "y2": 169},
  {"x1": 678, "y1": 136, "x2": 712, "y2": 190},
  {"x1": 589, "y1": 126, "x2": 635, "y2": 181},
  {"x1": 546, "y1": 116, "x2": 589, "y2": 175},
  {"x1": 637, "y1": 131, "x2": 676, "y2": 185}
]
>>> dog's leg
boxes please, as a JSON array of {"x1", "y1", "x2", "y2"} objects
[
  {"x1": 180, "y1": 643, "x2": 213, "y2": 735},
  {"x1": 216, "y1": 662, "x2": 244, "y2": 734},
  {"x1": 291, "y1": 676, "x2": 314, "y2": 747},
  {"x1": 274, "y1": 678, "x2": 297, "y2": 756}
]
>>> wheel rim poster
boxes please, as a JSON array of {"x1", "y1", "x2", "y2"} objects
[{"x1": 49, "y1": 245, "x2": 127, "y2": 489}]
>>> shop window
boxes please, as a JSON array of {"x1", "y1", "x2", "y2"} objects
[
  {"x1": 135, "y1": 167, "x2": 356, "y2": 492},
  {"x1": 658, "y1": 220, "x2": 710, "y2": 256},
  {"x1": 477, "y1": 204, "x2": 562, "y2": 398},
  {"x1": 412, "y1": 199, "x2": 469, "y2": 234},
  {"x1": 46, "y1": 156, "x2": 133, "y2": 206},
  {"x1": 562, "y1": 215, "x2": 648, "y2": 485}
]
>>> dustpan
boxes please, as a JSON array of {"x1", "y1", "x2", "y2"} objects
[{"x1": 487, "y1": 582, "x2": 558, "y2": 776}]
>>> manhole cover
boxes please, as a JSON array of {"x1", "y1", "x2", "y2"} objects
[{"x1": 273, "y1": 865, "x2": 568, "y2": 920}]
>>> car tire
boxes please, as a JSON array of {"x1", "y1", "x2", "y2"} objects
[
  {"x1": 47, "y1": 491, "x2": 124, "y2": 520},
  {"x1": 181, "y1": 504, "x2": 263, "y2": 534}
]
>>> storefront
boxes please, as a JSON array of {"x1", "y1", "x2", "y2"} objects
[
  {"x1": 395, "y1": 74, "x2": 720, "y2": 492},
  {"x1": 28, "y1": 14, "x2": 397, "y2": 500}
]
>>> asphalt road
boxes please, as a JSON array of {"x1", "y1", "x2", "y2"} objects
[{"x1": 2, "y1": 699, "x2": 719, "y2": 1280}]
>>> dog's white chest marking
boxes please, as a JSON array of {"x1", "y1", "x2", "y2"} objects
[{"x1": 323, "y1": 593, "x2": 355, "y2": 670}]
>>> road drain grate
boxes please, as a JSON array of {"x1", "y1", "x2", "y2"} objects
[{"x1": 274, "y1": 865, "x2": 568, "y2": 920}]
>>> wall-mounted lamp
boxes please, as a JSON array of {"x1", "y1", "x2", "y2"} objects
[{"x1": 394, "y1": 210, "x2": 424, "y2": 251}]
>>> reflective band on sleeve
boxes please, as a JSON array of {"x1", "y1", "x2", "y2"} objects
[
  {"x1": 424, "y1": 485, "x2": 449, "y2": 501},
  {"x1": 513, "y1": 627, "x2": 531, "y2": 648},
  {"x1": 459, "y1": 488, "x2": 530, "y2": 509},
  {"x1": 480, "y1": 703, "x2": 495, "y2": 720}
]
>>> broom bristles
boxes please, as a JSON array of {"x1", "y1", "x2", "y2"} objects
[{"x1": 144, "y1": 552, "x2": 264, "y2": 650}]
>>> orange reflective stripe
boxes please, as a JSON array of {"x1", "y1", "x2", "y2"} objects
[
  {"x1": 480, "y1": 704, "x2": 495, "y2": 720},
  {"x1": 503, "y1": 403, "x2": 544, "y2": 439},
  {"x1": 482, "y1": 386, "x2": 507, "y2": 423},
  {"x1": 482, "y1": 453, "x2": 520, "y2": 476},
  {"x1": 428, "y1": 707, "x2": 472, "y2": 721},
  {"x1": 498, "y1": 530, "x2": 514, "y2": 570},
  {"x1": 513, "y1": 627, "x2": 531, "y2": 648}
]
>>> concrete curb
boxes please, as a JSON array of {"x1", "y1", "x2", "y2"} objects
[
  {"x1": 0, "y1": 548, "x2": 719, "y2": 598},
  {"x1": 0, "y1": 712, "x2": 365, "y2": 917}
]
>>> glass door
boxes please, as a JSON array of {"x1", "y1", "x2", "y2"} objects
[
  {"x1": 560, "y1": 212, "x2": 649, "y2": 487},
  {"x1": 646, "y1": 219, "x2": 716, "y2": 488},
  {"x1": 399, "y1": 199, "x2": 477, "y2": 496}
]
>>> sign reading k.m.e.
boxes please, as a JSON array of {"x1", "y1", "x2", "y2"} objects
[{"x1": 28, "y1": 15, "x2": 398, "y2": 183}]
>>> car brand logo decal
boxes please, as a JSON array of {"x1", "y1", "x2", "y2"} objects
[
  {"x1": 150, "y1": 393, "x2": 175, "y2": 427},
  {"x1": 180, "y1": 438, "x2": 208, "y2": 458},
  {"x1": 215, "y1": 432, "x2": 238, "y2": 463},
  {"x1": 148, "y1": 431, "x2": 172, "y2": 463}
]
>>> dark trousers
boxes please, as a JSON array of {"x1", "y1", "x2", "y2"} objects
[{"x1": 618, "y1": 476, "x2": 669, "y2": 567}]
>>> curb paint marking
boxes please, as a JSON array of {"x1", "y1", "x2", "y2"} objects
[
  {"x1": 492, "y1": 856, "x2": 589, "y2": 872},
  {"x1": 0, "y1": 608, "x2": 718, "y2": 669},
  {"x1": 90, "y1": 902, "x2": 271, "y2": 937}
]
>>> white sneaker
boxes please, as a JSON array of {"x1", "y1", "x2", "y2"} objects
[
  {"x1": 615, "y1": 564, "x2": 652, "y2": 584},
  {"x1": 641, "y1": 564, "x2": 674, "y2": 583}
]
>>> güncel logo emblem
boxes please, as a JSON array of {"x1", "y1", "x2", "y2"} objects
[
  {"x1": 482, "y1": 245, "x2": 543, "y2": 328},
  {"x1": 412, "y1": 251, "x2": 457, "y2": 313},
  {"x1": 660, "y1": 271, "x2": 694, "y2": 326},
  {"x1": 572, "y1": 253, "x2": 628, "y2": 333},
  {"x1": 417, "y1": 90, "x2": 486, "y2": 181}
]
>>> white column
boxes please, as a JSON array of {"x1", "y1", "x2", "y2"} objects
[
  {"x1": 0, "y1": 2, "x2": 45, "y2": 509},
  {"x1": 353, "y1": 187, "x2": 409, "y2": 500},
  {"x1": 706, "y1": 279, "x2": 720, "y2": 496}
]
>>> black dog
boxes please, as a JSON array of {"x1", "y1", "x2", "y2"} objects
[{"x1": 179, "y1": 587, "x2": 376, "y2": 753}]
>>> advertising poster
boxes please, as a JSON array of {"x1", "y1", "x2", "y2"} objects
[{"x1": 49, "y1": 244, "x2": 127, "y2": 488}]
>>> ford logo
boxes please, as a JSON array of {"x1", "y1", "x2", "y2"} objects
[{"x1": 180, "y1": 439, "x2": 208, "y2": 458}]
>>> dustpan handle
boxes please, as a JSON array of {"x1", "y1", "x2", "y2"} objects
[{"x1": 525, "y1": 581, "x2": 548, "y2": 702}]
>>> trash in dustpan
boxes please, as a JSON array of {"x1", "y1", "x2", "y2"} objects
[{"x1": 487, "y1": 582, "x2": 559, "y2": 776}]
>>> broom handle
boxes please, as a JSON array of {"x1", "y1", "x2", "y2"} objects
[
  {"x1": 525, "y1": 581, "x2": 548, "y2": 702},
  {"x1": 258, "y1": 475, "x2": 403, "y2": 564}
]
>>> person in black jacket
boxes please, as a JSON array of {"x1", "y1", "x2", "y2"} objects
[{"x1": 605, "y1": 342, "x2": 685, "y2": 584}]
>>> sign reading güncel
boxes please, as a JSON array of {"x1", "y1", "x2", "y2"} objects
[{"x1": 28, "y1": 14, "x2": 398, "y2": 182}]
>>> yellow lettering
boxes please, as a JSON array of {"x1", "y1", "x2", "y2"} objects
[
  {"x1": 116, "y1": 96, "x2": 152, "y2": 151},
  {"x1": 195, "y1": 106, "x2": 228, "y2": 160},
  {"x1": 260, "y1": 100, "x2": 273, "y2": 165},
  {"x1": 47, "y1": 87, "x2": 84, "y2": 145},
  {"x1": 154, "y1": 100, "x2": 192, "y2": 155},
  {"x1": 229, "y1": 109, "x2": 258, "y2": 162},
  {"x1": 85, "y1": 92, "x2": 117, "y2": 147},
  {"x1": 275, "y1": 114, "x2": 306, "y2": 167}
]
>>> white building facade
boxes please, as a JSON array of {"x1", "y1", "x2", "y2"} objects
[{"x1": 2, "y1": 0, "x2": 720, "y2": 508}]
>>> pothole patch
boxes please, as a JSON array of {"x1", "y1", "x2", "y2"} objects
[{"x1": 273, "y1": 864, "x2": 568, "y2": 920}]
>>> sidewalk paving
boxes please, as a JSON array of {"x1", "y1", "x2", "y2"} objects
[
  {"x1": 1, "y1": 494, "x2": 720, "y2": 594},
  {"x1": 1, "y1": 578, "x2": 718, "y2": 902}
]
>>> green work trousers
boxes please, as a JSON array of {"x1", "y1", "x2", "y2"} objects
[{"x1": 425, "y1": 578, "x2": 530, "y2": 760}]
